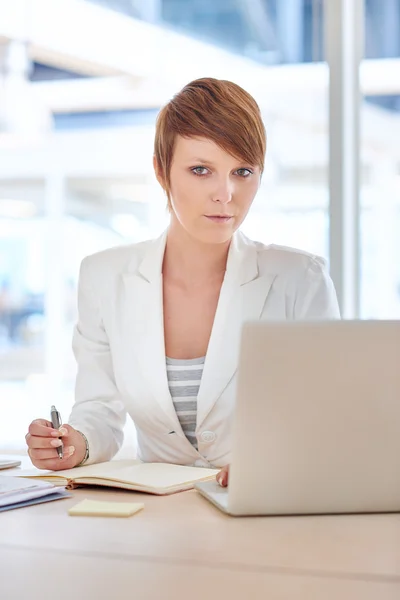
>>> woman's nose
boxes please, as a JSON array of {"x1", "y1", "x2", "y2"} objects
[{"x1": 212, "y1": 178, "x2": 233, "y2": 204}]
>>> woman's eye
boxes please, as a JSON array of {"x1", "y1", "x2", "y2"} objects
[
  {"x1": 191, "y1": 166, "x2": 209, "y2": 176},
  {"x1": 236, "y1": 168, "x2": 252, "y2": 177}
]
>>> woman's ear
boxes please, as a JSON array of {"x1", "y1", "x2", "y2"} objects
[{"x1": 153, "y1": 155, "x2": 165, "y2": 189}]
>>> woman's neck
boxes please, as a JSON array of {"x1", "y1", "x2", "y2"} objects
[{"x1": 163, "y1": 221, "x2": 230, "y2": 287}]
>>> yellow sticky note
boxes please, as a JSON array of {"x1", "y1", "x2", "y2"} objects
[{"x1": 68, "y1": 499, "x2": 144, "y2": 517}]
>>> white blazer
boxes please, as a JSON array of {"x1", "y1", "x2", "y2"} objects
[{"x1": 69, "y1": 230, "x2": 340, "y2": 468}]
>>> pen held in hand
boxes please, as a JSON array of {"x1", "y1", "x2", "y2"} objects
[{"x1": 50, "y1": 405, "x2": 64, "y2": 459}]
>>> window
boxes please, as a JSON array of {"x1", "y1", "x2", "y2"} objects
[
  {"x1": 361, "y1": 0, "x2": 400, "y2": 318},
  {"x1": 1, "y1": 1, "x2": 397, "y2": 452}
]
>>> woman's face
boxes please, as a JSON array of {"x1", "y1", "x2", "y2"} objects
[{"x1": 155, "y1": 136, "x2": 261, "y2": 244}]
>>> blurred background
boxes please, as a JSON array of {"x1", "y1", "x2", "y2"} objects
[{"x1": 0, "y1": 0, "x2": 399, "y2": 453}]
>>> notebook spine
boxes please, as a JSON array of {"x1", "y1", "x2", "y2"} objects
[{"x1": 66, "y1": 479, "x2": 79, "y2": 490}]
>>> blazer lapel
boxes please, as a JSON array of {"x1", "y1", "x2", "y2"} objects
[
  {"x1": 196, "y1": 232, "x2": 276, "y2": 429},
  {"x1": 119, "y1": 230, "x2": 275, "y2": 436},
  {"x1": 120, "y1": 231, "x2": 182, "y2": 433}
]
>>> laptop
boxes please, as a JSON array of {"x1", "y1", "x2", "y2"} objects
[{"x1": 195, "y1": 320, "x2": 400, "y2": 516}]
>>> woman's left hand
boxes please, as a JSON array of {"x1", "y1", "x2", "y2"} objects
[{"x1": 216, "y1": 464, "x2": 229, "y2": 487}]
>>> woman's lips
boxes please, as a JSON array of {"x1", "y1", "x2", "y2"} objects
[{"x1": 205, "y1": 215, "x2": 233, "y2": 223}]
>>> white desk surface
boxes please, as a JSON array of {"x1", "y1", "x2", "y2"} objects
[{"x1": 1, "y1": 457, "x2": 400, "y2": 599}]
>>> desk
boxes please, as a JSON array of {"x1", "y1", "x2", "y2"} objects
[{"x1": 1, "y1": 464, "x2": 400, "y2": 599}]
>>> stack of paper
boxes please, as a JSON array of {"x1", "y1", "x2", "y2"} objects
[{"x1": 0, "y1": 476, "x2": 70, "y2": 512}]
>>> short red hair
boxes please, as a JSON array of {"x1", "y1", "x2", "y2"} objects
[{"x1": 154, "y1": 77, "x2": 266, "y2": 205}]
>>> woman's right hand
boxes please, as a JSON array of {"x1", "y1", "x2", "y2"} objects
[
  {"x1": 216, "y1": 464, "x2": 229, "y2": 487},
  {"x1": 25, "y1": 419, "x2": 87, "y2": 471}
]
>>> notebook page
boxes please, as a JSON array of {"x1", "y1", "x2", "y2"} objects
[
  {"x1": 7, "y1": 459, "x2": 141, "y2": 482},
  {"x1": 56, "y1": 459, "x2": 142, "y2": 480},
  {"x1": 9, "y1": 460, "x2": 218, "y2": 490},
  {"x1": 91, "y1": 463, "x2": 219, "y2": 489}
]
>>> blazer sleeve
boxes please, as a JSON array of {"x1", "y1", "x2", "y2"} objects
[
  {"x1": 294, "y1": 256, "x2": 341, "y2": 319},
  {"x1": 68, "y1": 257, "x2": 127, "y2": 465}
]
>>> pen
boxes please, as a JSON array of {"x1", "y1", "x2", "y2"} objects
[{"x1": 50, "y1": 405, "x2": 63, "y2": 459}]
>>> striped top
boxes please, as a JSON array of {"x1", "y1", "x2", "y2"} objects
[{"x1": 166, "y1": 356, "x2": 205, "y2": 450}]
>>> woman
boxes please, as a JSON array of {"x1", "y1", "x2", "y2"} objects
[{"x1": 25, "y1": 77, "x2": 340, "y2": 486}]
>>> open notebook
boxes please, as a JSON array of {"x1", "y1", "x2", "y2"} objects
[{"x1": 10, "y1": 459, "x2": 219, "y2": 495}]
